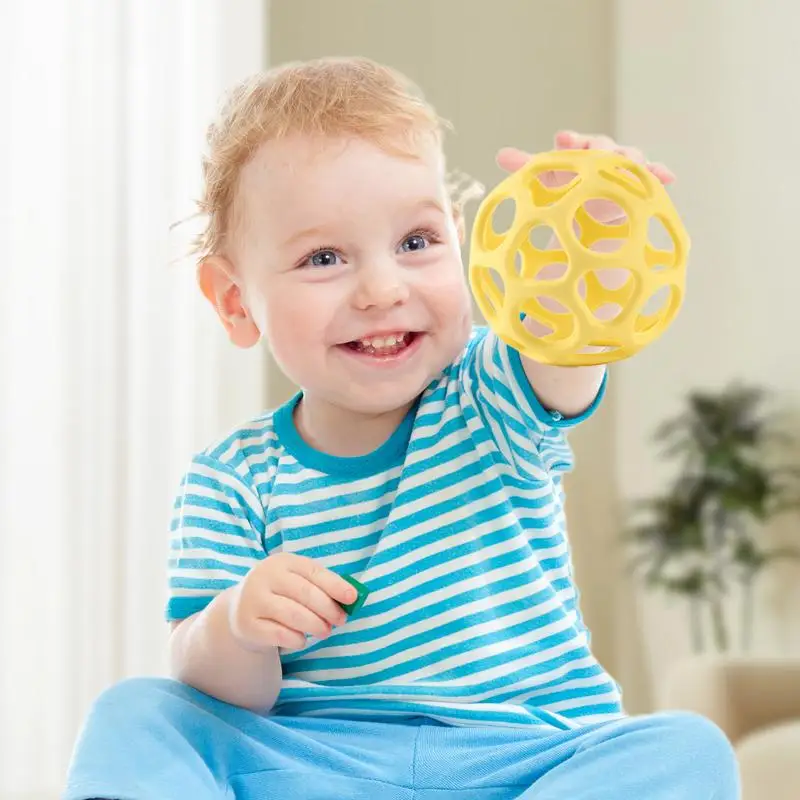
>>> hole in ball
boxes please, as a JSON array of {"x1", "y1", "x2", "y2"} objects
[
  {"x1": 489, "y1": 268, "x2": 505, "y2": 293},
  {"x1": 612, "y1": 166, "x2": 648, "y2": 197},
  {"x1": 579, "y1": 268, "x2": 634, "y2": 319},
  {"x1": 587, "y1": 237, "x2": 625, "y2": 254},
  {"x1": 535, "y1": 295, "x2": 570, "y2": 315},
  {"x1": 529, "y1": 169, "x2": 579, "y2": 207},
  {"x1": 471, "y1": 266, "x2": 506, "y2": 319},
  {"x1": 593, "y1": 302, "x2": 623, "y2": 320},
  {"x1": 593, "y1": 267, "x2": 632, "y2": 290},
  {"x1": 522, "y1": 317, "x2": 555, "y2": 337},
  {"x1": 520, "y1": 302, "x2": 562, "y2": 338},
  {"x1": 516, "y1": 250, "x2": 566, "y2": 280},
  {"x1": 640, "y1": 284, "x2": 671, "y2": 317},
  {"x1": 581, "y1": 197, "x2": 626, "y2": 225},
  {"x1": 533, "y1": 261, "x2": 568, "y2": 281},
  {"x1": 529, "y1": 225, "x2": 559, "y2": 251},
  {"x1": 491, "y1": 197, "x2": 516, "y2": 236},
  {"x1": 648, "y1": 216, "x2": 675, "y2": 252}
]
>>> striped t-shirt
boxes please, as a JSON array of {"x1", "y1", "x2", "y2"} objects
[{"x1": 167, "y1": 326, "x2": 624, "y2": 730}]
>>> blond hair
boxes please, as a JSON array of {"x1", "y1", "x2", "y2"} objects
[{"x1": 191, "y1": 56, "x2": 482, "y2": 261}]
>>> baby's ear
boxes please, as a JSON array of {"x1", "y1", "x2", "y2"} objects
[{"x1": 197, "y1": 255, "x2": 260, "y2": 348}]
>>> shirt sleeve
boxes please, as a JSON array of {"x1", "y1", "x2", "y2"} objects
[
  {"x1": 458, "y1": 326, "x2": 607, "y2": 476},
  {"x1": 166, "y1": 452, "x2": 268, "y2": 622}
]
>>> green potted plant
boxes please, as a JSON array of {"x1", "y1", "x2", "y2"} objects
[{"x1": 626, "y1": 382, "x2": 800, "y2": 653}]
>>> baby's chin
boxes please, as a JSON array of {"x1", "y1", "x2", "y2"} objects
[
  {"x1": 324, "y1": 366, "x2": 442, "y2": 419},
  {"x1": 334, "y1": 382, "x2": 431, "y2": 419},
  {"x1": 291, "y1": 322, "x2": 472, "y2": 420}
]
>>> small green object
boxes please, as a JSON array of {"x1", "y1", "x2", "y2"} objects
[{"x1": 340, "y1": 575, "x2": 370, "y2": 615}]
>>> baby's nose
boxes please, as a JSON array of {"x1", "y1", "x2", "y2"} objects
[{"x1": 353, "y1": 264, "x2": 410, "y2": 310}]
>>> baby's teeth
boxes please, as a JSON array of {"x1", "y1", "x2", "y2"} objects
[{"x1": 360, "y1": 334, "x2": 404, "y2": 349}]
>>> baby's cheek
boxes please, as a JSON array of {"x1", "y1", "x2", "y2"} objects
[
  {"x1": 258, "y1": 293, "x2": 307, "y2": 359},
  {"x1": 446, "y1": 274, "x2": 473, "y2": 322},
  {"x1": 437, "y1": 274, "x2": 473, "y2": 342}
]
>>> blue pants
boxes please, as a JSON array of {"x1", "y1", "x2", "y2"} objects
[{"x1": 64, "y1": 678, "x2": 740, "y2": 799}]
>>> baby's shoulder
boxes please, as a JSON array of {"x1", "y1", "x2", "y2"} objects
[{"x1": 192, "y1": 408, "x2": 282, "y2": 494}]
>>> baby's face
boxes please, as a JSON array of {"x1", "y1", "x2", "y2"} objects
[{"x1": 233, "y1": 134, "x2": 473, "y2": 416}]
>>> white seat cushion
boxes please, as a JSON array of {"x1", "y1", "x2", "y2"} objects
[{"x1": 736, "y1": 720, "x2": 800, "y2": 800}]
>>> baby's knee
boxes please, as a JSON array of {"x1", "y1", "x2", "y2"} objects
[
  {"x1": 657, "y1": 711, "x2": 732, "y2": 751},
  {"x1": 654, "y1": 711, "x2": 740, "y2": 786}
]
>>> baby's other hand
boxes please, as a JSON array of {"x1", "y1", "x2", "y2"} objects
[
  {"x1": 229, "y1": 553, "x2": 357, "y2": 652},
  {"x1": 496, "y1": 131, "x2": 676, "y2": 227}
]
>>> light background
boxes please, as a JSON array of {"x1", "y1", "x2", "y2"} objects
[{"x1": 2, "y1": 2, "x2": 798, "y2": 797}]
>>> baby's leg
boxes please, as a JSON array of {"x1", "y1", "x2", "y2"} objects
[
  {"x1": 519, "y1": 711, "x2": 740, "y2": 799},
  {"x1": 412, "y1": 711, "x2": 739, "y2": 800},
  {"x1": 63, "y1": 677, "x2": 419, "y2": 800}
]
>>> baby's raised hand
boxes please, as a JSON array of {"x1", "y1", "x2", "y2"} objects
[
  {"x1": 496, "y1": 130, "x2": 676, "y2": 226},
  {"x1": 229, "y1": 553, "x2": 356, "y2": 652},
  {"x1": 493, "y1": 131, "x2": 679, "y2": 300}
]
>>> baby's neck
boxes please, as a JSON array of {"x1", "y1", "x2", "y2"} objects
[{"x1": 293, "y1": 396, "x2": 414, "y2": 458}]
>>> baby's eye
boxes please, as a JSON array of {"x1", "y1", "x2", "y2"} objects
[
  {"x1": 399, "y1": 233, "x2": 430, "y2": 253},
  {"x1": 306, "y1": 250, "x2": 340, "y2": 268}
]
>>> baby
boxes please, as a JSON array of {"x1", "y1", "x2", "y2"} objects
[{"x1": 64, "y1": 56, "x2": 739, "y2": 799}]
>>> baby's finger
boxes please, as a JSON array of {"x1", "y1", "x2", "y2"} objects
[
  {"x1": 647, "y1": 161, "x2": 677, "y2": 185},
  {"x1": 242, "y1": 616, "x2": 308, "y2": 651},
  {"x1": 558, "y1": 131, "x2": 618, "y2": 152},
  {"x1": 279, "y1": 562, "x2": 353, "y2": 623},
  {"x1": 279, "y1": 554, "x2": 357, "y2": 607},
  {"x1": 617, "y1": 146, "x2": 646, "y2": 165},
  {"x1": 295, "y1": 560, "x2": 358, "y2": 609},
  {"x1": 496, "y1": 146, "x2": 532, "y2": 173},
  {"x1": 264, "y1": 594, "x2": 333, "y2": 639},
  {"x1": 273, "y1": 577, "x2": 347, "y2": 627},
  {"x1": 588, "y1": 135, "x2": 618, "y2": 152},
  {"x1": 554, "y1": 130, "x2": 589, "y2": 149}
]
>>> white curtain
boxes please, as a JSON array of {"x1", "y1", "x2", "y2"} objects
[{"x1": 0, "y1": 2, "x2": 269, "y2": 796}]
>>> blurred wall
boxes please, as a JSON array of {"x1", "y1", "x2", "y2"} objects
[
  {"x1": 615, "y1": 0, "x2": 800, "y2": 701},
  {"x1": 266, "y1": 0, "x2": 633, "y2": 702}
]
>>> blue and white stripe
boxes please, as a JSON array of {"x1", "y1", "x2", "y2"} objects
[{"x1": 167, "y1": 326, "x2": 623, "y2": 729}]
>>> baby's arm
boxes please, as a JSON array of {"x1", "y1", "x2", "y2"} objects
[
  {"x1": 519, "y1": 358, "x2": 606, "y2": 418},
  {"x1": 169, "y1": 550, "x2": 355, "y2": 713},
  {"x1": 516, "y1": 231, "x2": 617, "y2": 418},
  {"x1": 166, "y1": 452, "x2": 356, "y2": 712},
  {"x1": 496, "y1": 133, "x2": 676, "y2": 417},
  {"x1": 166, "y1": 452, "x2": 277, "y2": 711},
  {"x1": 169, "y1": 588, "x2": 283, "y2": 713}
]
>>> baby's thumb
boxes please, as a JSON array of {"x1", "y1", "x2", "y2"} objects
[{"x1": 496, "y1": 147, "x2": 532, "y2": 174}]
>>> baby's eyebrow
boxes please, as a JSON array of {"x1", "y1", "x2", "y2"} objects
[
  {"x1": 281, "y1": 224, "x2": 330, "y2": 250},
  {"x1": 280, "y1": 198, "x2": 446, "y2": 250},
  {"x1": 411, "y1": 198, "x2": 446, "y2": 214}
]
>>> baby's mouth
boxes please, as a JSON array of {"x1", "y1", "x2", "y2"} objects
[{"x1": 344, "y1": 331, "x2": 419, "y2": 357}]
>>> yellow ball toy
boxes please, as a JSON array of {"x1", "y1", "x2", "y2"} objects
[{"x1": 468, "y1": 149, "x2": 690, "y2": 366}]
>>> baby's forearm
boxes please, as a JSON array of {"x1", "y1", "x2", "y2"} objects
[
  {"x1": 518, "y1": 231, "x2": 618, "y2": 415},
  {"x1": 169, "y1": 588, "x2": 283, "y2": 713}
]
